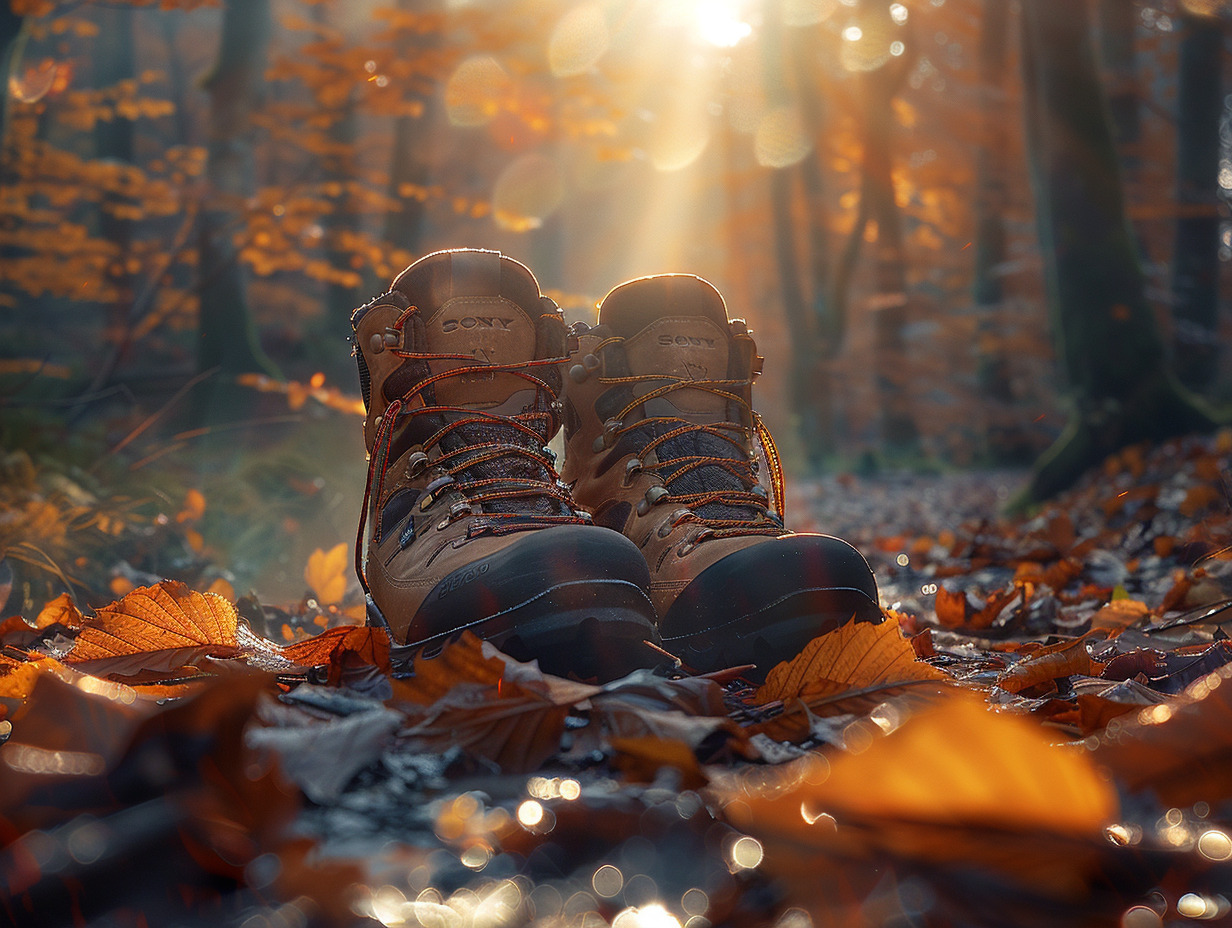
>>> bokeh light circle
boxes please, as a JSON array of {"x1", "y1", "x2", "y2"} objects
[
  {"x1": 493, "y1": 155, "x2": 565, "y2": 230},
  {"x1": 754, "y1": 106, "x2": 811, "y2": 168}
]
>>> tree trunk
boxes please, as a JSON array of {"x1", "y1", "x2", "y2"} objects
[
  {"x1": 972, "y1": 0, "x2": 1009, "y2": 309},
  {"x1": 94, "y1": 6, "x2": 137, "y2": 343},
  {"x1": 1017, "y1": 0, "x2": 1223, "y2": 507},
  {"x1": 763, "y1": 0, "x2": 834, "y2": 467},
  {"x1": 0, "y1": 10, "x2": 26, "y2": 168},
  {"x1": 857, "y1": 0, "x2": 918, "y2": 455},
  {"x1": 1096, "y1": 0, "x2": 1140, "y2": 172},
  {"x1": 195, "y1": 0, "x2": 279, "y2": 403},
  {"x1": 1170, "y1": 9, "x2": 1223, "y2": 393},
  {"x1": 382, "y1": 104, "x2": 432, "y2": 255}
]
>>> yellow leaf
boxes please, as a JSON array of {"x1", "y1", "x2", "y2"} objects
[
  {"x1": 751, "y1": 619, "x2": 956, "y2": 741},
  {"x1": 757, "y1": 618, "x2": 952, "y2": 702},
  {"x1": 723, "y1": 693, "x2": 1120, "y2": 901},
  {"x1": 305, "y1": 542, "x2": 349, "y2": 605}
]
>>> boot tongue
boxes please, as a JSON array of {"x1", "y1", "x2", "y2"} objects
[{"x1": 598, "y1": 275, "x2": 731, "y2": 422}]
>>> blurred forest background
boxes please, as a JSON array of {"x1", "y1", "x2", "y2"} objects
[{"x1": 1, "y1": 0, "x2": 1230, "y2": 611}]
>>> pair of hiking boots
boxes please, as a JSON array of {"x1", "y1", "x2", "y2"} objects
[{"x1": 351, "y1": 249, "x2": 880, "y2": 681}]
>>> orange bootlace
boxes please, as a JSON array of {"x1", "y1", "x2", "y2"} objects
[
  {"x1": 355, "y1": 314, "x2": 584, "y2": 595},
  {"x1": 589, "y1": 334, "x2": 787, "y2": 536}
]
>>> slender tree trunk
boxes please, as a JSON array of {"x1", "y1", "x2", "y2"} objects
[
  {"x1": 972, "y1": 0, "x2": 1009, "y2": 309},
  {"x1": 94, "y1": 6, "x2": 137, "y2": 344},
  {"x1": 762, "y1": 0, "x2": 833, "y2": 466},
  {"x1": 195, "y1": 0, "x2": 279, "y2": 401},
  {"x1": 0, "y1": 10, "x2": 27, "y2": 173},
  {"x1": 1171, "y1": 9, "x2": 1223, "y2": 393},
  {"x1": 857, "y1": 0, "x2": 918, "y2": 455},
  {"x1": 1017, "y1": 0, "x2": 1223, "y2": 507},
  {"x1": 382, "y1": 104, "x2": 432, "y2": 255},
  {"x1": 1096, "y1": 0, "x2": 1140, "y2": 174}
]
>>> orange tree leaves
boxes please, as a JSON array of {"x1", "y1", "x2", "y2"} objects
[
  {"x1": 750, "y1": 618, "x2": 956, "y2": 741},
  {"x1": 722, "y1": 693, "x2": 1120, "y2": 901},
  {"x1": 67, "y1": 581, "x2": 238, "y2": 676}
]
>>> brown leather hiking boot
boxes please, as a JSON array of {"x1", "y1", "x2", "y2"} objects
[
  {"x1": 560, "y1": 274, "x2": 881, "y2": 677},
  {"x1": 351, "y1": 249, "x2": 660, "y2": 681}
]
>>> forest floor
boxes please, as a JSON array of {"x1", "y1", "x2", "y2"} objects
[{"x1": 1, "y1": 397, "x2": 1231, "y2": 928}]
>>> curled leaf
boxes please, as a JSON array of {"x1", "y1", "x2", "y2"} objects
[{"x1": 282, "y1": 625, "x2": 391, "y2": 684}]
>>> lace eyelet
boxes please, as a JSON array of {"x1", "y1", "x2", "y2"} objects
[{"x1": 622, "y1": 458, "x2": 642, "y2": 486}]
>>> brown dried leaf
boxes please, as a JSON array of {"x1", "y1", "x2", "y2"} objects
[
  {"x1": 283, "y1": 624, "x2": 391, "y2": 684},
  {"x1": 750, "y1": 619, "x2": 956, "y2": 742},
  {"x1": 1092, "y1": 663, "x2": 1232, "y2": 806},
  {"x1": 1089, "y1": 598, "x2": 1150, "y2": 633},
  {"x1": 934, "y1": 587, "x2": 972, "y2": 627},
  {"x1": 67, "y1": 581, "x2": 239, "y2": 676},
  {"x1": 609, "y1": 736, "x2": 707, "y2": 790},
  {"x1": 996, "y1": 634, "x2": 1105, "y2": 694},
  {"x1": 0, "y1": 670, "x2": 150, "y2": 824},
  {"x1": 34, "y1": 592, "x2": 85, "y2": 630},
  {"x1": 388, "y1": 633, "x2": 597, "y2": 773}
]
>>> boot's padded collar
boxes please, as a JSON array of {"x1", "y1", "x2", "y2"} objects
[
  {"x1": 390, "y1": 248, "x2": 541, "y2": 314},
  {"x1": 599, "y1": 274, "x2": 729, "y2": 339}
]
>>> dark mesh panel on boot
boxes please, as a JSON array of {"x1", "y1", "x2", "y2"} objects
[
  {"x1": 628, "y1": 422, "x2": 760, "y2": 523},
  {"x1": 436, "y1": 420, "x2": 567, "y2": 517}
]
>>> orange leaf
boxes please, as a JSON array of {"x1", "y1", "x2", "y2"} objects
[
  {"x1": 1180, "y1": 483, "x2": 1222, "y2": 518},
  {"x1": 723, "y1": 693, "x2": 1119, "y2": 901},
  {"x1": 177, "y1": 487, "x2": 206, "y2": 523},
  {"x1": 1089, "y1": 598, "x2": 1149, "y2": 633},
  {"x1": 1093, "y1": 663, "x2": 1232, "y2": 806},
  {"x1": 305, "y1": 543, "x2": 348, "y2": 605},
  {"x1": 0, "y1": 615, "x2": 35, "y2": 646},
  {"x1": 996, "y1": 634, "x2": 1104, "y2": 694},
  {"x1": 756, "y1": 618, "x2": 952, "y2": 704},
  {"x1": 34, "y1": 592, "x2": 85, "y2": 629},
  {"x1": 750, "y1": 619, "x2": 955, "y2": 742},
  {"x1": 934, "y1": 587, "x2": 971, "y2": 627},
  {"x1": 283, "y1": 625, "x2": 391, "y2": 684},
  {"x1": 67, "y1": 581, "x2": 238, "y2": 676}
]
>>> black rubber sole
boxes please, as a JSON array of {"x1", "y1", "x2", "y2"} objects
[
  {"x1": 409, "y1": 577, "x2": 661, "y2": 681},
  {"x1": 375, "y1": 524, "x2": 663, "y2": 682},
  {"x1": 658, "y1": 534, "x2": 883, "y2": 680}
]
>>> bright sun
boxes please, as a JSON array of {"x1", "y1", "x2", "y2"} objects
[{"x1": 689, "y1": 0, "x2": 754, "y2": 47}]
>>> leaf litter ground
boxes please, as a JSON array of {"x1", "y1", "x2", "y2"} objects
[{"x1": 1, "y1": 428, "x2": 1231, "y2": 928}]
